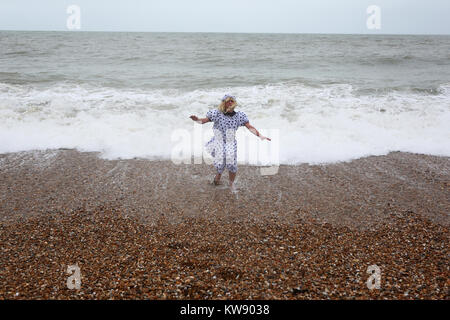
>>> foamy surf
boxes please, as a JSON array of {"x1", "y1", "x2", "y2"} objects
[{"x1": 0, "y1": 81, "x2": 449, "y2": 165}]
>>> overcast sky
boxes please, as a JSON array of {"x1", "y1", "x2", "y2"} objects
[{"x1": 1, "y1": 0, "x2": 449, "y2": 34}]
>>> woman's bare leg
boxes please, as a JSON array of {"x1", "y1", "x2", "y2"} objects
[
  {"x1": 228, "y1": 171, "x2": 236, "y2": 186},
  {"x1": 214, "y1": 173, "x2": 222, "y2": 185}
]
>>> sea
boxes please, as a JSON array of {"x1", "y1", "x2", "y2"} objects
[{"x1": 0, "y1": 31, "x2": 449, "y2": 164}]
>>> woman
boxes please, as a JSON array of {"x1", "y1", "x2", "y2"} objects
[{"x1": 190, "y1": 94, "x2": 271, "y2": 187}]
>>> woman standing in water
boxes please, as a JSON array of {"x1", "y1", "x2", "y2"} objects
[{"x1": 190, "y1": 94, "x2": 271, "y2": 187}]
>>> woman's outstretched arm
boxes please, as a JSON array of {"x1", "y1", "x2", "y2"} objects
[
  {"x1": 245, "y1": 122, "x2": 271, "y2": 141},
  {"x1": 189, "y1": 115, "x2": 211, "y2": 124}
]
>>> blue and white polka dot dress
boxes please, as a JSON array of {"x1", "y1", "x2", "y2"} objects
[{"x1": 205, "y1": 109, "x2": 249, "y2": 173}]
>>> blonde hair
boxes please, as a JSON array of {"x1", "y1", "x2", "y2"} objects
[{"x1": 218, "y1": 97, "x2": 238, "y2": 113}]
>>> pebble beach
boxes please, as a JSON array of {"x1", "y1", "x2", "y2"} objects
[{"x1": 0, "y1": 149, "x2": 448, "y2": 299}]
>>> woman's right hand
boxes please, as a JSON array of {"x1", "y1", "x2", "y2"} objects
[{"x1": 190, "y1": 115, "x2": 198, "y2": 121}]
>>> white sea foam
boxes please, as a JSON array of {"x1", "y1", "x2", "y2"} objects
[{"x1": 0, "y1": 82, "x2": 449, "y2": 165}]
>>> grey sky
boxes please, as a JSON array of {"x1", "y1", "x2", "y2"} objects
[{"x1": 1, "y1": 0, "x2": 449, "y2": 34}]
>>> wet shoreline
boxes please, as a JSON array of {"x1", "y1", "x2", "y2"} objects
[{"x1": 0, "y1": 149, "x2": 448, "y2": 299}]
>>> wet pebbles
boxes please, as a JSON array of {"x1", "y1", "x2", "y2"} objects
[{"x1": 0, "y1": 149, "x2": 448, "y2": 299}]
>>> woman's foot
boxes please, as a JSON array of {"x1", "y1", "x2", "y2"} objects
[
  {"x1": 228, "y1": 171, "x2": 236, "y2": 186},
  {"x1": 229, "y1": 183, "x2": 238, "y2": 195},
  {"x1": 213, "y1": 173, "x2": 221, "y2": 185}
]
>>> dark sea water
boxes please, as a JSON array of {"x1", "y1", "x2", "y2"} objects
[{"x1": 0, "y1": 31, "x2": 449, "y2": 164}]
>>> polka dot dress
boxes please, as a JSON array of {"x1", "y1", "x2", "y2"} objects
[{"x1": 205, "y1": 109, "x2": 249, "y2": 174}]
